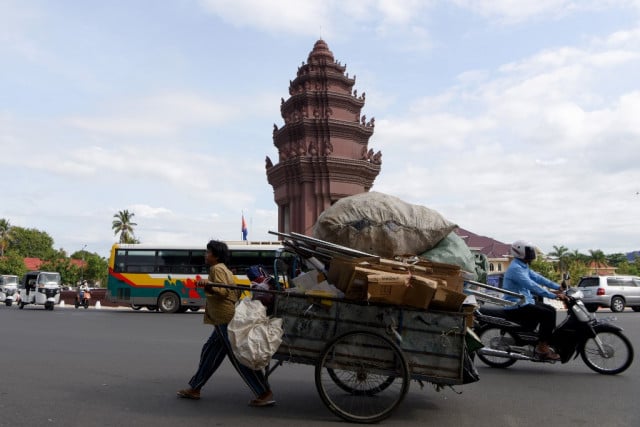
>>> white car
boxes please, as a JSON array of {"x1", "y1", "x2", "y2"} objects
[{"x1": 577, "y1": 275, "x2": 640, "y2": 312}]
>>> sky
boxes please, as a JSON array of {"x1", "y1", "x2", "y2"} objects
[{"x1": 1, "y1": 0, "x2": 640, "y2": 259}]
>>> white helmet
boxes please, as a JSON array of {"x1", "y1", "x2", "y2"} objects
[{"x1": 511, "y1": 240, "x2": 537, "y2": 261}]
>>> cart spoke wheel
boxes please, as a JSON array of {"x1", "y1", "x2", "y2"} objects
[{"x1": 315, "y1": 331, "x2": 409, "y2": 424}]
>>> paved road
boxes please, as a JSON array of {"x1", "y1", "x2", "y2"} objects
[{"x1": 0, "y1": 306, "x2": 638, "y2": 427}]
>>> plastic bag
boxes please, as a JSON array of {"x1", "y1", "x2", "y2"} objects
[{"x1": 228, "y1": 298, "x2": 283, "y2": 370}]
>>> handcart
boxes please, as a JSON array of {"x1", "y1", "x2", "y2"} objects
[
  {"x1": 268, "y1": 291, "x2": 471, "y2": 423},
  {"x1": 250, "y1": 232, "x2": 477, "y2": 423}
]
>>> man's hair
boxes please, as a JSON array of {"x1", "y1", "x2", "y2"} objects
[{"x1": 206, "y1": 240, "x2": 229, "y2": 264}]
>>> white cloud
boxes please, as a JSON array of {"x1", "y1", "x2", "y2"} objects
[
  {"x1": 197, "y1": 0, "x2": 433, "y2": 48},
  {"x1": 451, "y1": 0, "x2": 640, "y2": 24},
  {"x1": 65, "y1": 92, "x2": 238, "y2": 136},
  {"x1": 371, "y1": 25, "x2": 640, "y2": 252}
]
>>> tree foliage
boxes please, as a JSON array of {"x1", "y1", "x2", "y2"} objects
[
  {"x1": 0, "y1": 251, "x2": 27, "y2": 277},
  {"x1": 0, "y1": 218, "x2": 13, "y2": 257},
  {"x1": 112, "y1": 210, "x2": 138, "y2": 243},
  {"x1": 5, "y1": 226, "x2": 55, "y2": 259},
  {"x1": 70, "y1": 251, "x2": 109, "y2": 286}
]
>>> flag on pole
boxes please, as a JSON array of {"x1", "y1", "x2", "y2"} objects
[{"x1": 241, "y1": 214, "x2": 248, "y2": 241}]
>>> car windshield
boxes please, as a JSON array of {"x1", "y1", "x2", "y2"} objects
[
  {"x1": 2, "y1": 276, "x2": 18, "y2": 285},
  {"x1": 37, "y1": 273, "x2": 61, "y2": 285}
]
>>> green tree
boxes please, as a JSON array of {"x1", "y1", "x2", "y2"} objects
[
  {"x1": 112, "y1": 210, "x2": 138, "y2": 243},
  {"x1": 71, "y1": 250, "x2": 108, "y2": 286},
  {"x1": 0, "y1": 218, "x2": 13, "y2": 256},
  {"x1": 567, "y1": 260, "x2": 590, "y2": 286},
  {"x1": 0, "y1": 251, "x2": 27, "y2": 277},
  {"x1": 587, "y1": 249, "x2": 608, "y2": 274},
  {"x1": 568, "y1": 249, "x2": 586, "y2": 263},
  {"x1": 615, "y1": 261, "x2": 639, "y2": 275},
  {"x1": 548, "y1": 245, "x2": 570, "y2": 273},
  {"x1": 606, "y1": 253, "x2": 628, "y2": 267},
  {"x1": 531, "y1": 257, "x2": 560, "y2": 282},
  {"x1": 6, "y1": 226, "x2": 55, "y2": 259}
]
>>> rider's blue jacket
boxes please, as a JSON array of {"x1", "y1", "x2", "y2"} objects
[{"x1": 503, "y1": 258, "x2": 560, "y2": 308}]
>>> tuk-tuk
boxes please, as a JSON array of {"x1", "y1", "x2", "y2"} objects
[
  {"x1": 0, "y1": 275, "x2": 19, "y2": 307},
  {"x1": 19, "y1": 271, "x2": 61, "y2": 310}
]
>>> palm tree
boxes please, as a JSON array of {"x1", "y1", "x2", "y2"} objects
[
  {"x1": 0, "y1": 218, "x2": 13, "y2": 256},
  {"x1": 548, "y1": 245, "x2": 569, "y2": 273},
  {"x1": 112, "y1": 210, "x2": 138, "y2": 243},
  {"x1": 588, "y1": 249, "x2": 607, "y2": 274}
]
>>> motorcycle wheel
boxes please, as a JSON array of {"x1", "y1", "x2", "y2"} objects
[
  {"x1": 130, "y1": 304, "x2": 142, "y2": 311},
  {"x1": 632, "y1": 307, "x2": 640, "y2": 312},
  {"x1": 477, "y1": 327, "x2": 518, "y2": 368},
  {"x1": 580, "y1": 330, "x2": 634, "y2": 375}
]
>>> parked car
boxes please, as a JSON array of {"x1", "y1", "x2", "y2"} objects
[{"x1": 577, "y1": 275, "x2": 640, "y2": 312}]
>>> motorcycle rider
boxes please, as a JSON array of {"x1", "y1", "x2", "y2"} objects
[
  {"x1": 502, "y1": 240, "x2": 567, "y2": 360},
  {"x1": 77, "y1": 280, "x2": 89, "y2": 304}
]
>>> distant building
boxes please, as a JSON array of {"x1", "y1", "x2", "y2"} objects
[
  {"x1": 23, "y1": 257, "x2": 86, "y2": 271},
  {"x1": 587, "y1": 261, "x2": 616, "y2": 276},
  {"x1": 454, "y1": 227, "x2": 511, "y2": 275}
]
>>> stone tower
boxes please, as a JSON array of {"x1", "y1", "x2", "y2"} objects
[{"x1": 266, "y1": 39, "x2": 382, "y2": 235}]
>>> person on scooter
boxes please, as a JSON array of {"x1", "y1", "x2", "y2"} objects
[
  {"x1": 502, "y1": 240, "x2": 567, "y2": 360},
  {"x1": 77, "y1": 280, "x2": 89, "y2": 304}
]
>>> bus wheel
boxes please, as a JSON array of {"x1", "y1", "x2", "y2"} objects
[{"x1": 158, "y1": 292, "x2": 180, "y2": 313}]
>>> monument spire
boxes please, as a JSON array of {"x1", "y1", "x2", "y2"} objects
[{"x1": 266, "y1": 40, "x2": 382, "y2": 235}]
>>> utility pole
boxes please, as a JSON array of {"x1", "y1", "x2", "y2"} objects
[{"x1": 80, "y1": 244, "x2": 87, "y2": 283}]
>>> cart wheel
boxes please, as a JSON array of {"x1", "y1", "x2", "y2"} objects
[
  {"x1": 327, "y1": 368, "x2": 395, "y2": 396},
  {"x1": 315, "y1": 331, "x2": 409, "y2": 424}
]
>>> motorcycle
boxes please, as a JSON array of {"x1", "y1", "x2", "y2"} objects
[
  {"x1": 75, "y1": 289, "x2": 91, "y2": 309},
  {"x1": 474, "y1": 287, "x2": 634, "y2": 375}
]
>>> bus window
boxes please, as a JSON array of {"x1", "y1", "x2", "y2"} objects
[
  {"x1": 228, "y1": 250, "x2": 278, "y2": 275},
  {"x1": 157, "y1": 250, "x2": 191, "y2": 273},
  {"x1": 126, "y1": 250, "x2": 156, "y2": 273},
  {"x1": 190, "y1": 250, "x2": 208, "y2": 274},
  {"x1": 114, "y1": 250, "x2": 127, "y2": 272}
]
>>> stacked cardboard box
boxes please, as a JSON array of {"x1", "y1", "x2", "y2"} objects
[{"x1": 326, "y1": 255, "x2": 467, "y2": 312}]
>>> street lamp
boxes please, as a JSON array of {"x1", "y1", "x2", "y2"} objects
[{"x1": 80, "y1": 244, "x2": 87, "y2": 283}]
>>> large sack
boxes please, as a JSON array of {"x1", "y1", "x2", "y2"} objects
[
  {"x1": 228, "y1": 298, "x2": 283, "y2": 370},
  {"x1": 421, "y1": 231, "x2": 478, "y2": 280},
  {"x1": 313, "y1": 192, "x2": 456, "y2": 258}
]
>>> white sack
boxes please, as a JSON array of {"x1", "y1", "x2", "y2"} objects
[
  {"x1": 313, "y1": 191, "x2": 456, "y2": 257},
  {"x1": 228, "y1": 298, "x2": 283, "y2": 370}
]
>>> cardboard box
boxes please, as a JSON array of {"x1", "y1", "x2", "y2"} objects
[
  {"x1": 429, "y1": 286, "x2": 468, "y2": 311},
  {"x1": 342, "y1": 266, "x2": 379, "y2": 300},
  {"x1": 327, "y1": 256, "x2": 376, "y2": 292},
  {"x1": 430, "y1": 273, "x2": 465, "y2": 293},
  {"x1": 366, "y1": 272, "x2": 410, "y2": 305},
  {"x1": 403, "y1": 276, "x2": 438, "y2": 309}
]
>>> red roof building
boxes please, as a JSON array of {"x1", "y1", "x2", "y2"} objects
[
  {"x1": 455, "y1": 227, "x2": 512, "y2": 274},
  {"x1": 23, "y1": 257, "x2": 86, "y2": 271}
]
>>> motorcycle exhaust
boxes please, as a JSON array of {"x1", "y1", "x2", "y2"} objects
[{"x1": 478, "y1": 348, "x2": 534, "y2": 361}]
